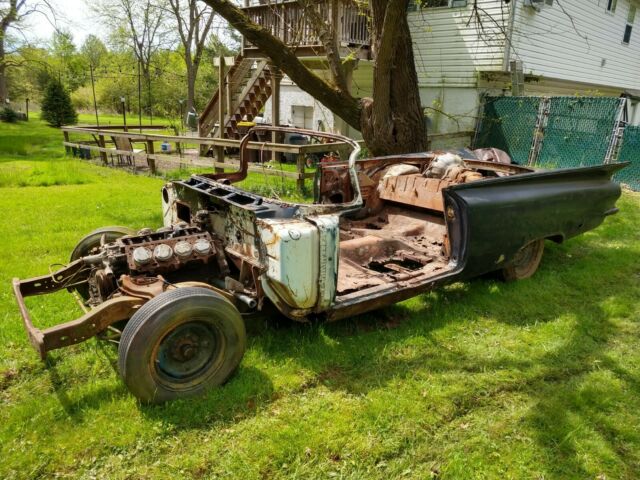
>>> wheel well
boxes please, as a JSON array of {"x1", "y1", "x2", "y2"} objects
[{"x1": 546, "y1": 234, "x2": 565, "y2": 244}]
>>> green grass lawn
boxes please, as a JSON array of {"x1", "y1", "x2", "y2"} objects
[{"x1": 1, "y1": 116, "x2": 639, "y2": 479}]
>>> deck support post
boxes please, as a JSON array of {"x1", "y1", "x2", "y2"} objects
[
  {"x1": 271, "y1": 65, "x2": 281, "y2": 163},
  {"x1": 216, "y1": 55, "x2": 227, "y2": 173}
]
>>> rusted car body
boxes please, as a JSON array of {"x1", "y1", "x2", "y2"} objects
[{"x1": 13, "y1": 127, "x2": 624, "y2": 403}]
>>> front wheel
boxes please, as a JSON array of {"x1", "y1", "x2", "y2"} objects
[
  {"x1": 501, "y1": 239, "x2": 545, "y2": 281},
  {"x1": 69, "y1": 226, "x2": 136, "y2": 299},
  {"x1": 118, "y1": 287, "x2": 246, "y2": 404}
]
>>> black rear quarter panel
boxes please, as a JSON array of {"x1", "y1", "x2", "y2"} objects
[{"x1": 445, "y1": 164, "x2": 625, "y2": 279}]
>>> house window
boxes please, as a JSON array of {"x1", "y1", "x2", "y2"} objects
[
  {"x1": 419, "y1": 0, "x2": 468, "y2": 8},
  {"x1": 607, "y1": 0, "x2": 617, "y2": 13},
  {"x1": 623, "y1": 5, "x2": 636, "y2": 44}
]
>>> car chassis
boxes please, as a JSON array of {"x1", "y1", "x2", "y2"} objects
[{"x1": 13, "y1": 126, "x2": 624, "y2": 403}]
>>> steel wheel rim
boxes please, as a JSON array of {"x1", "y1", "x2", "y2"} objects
[
  {"x1": 513, "y1": 242, "x2": 537, "y2": 268},
  {"x1": 153, "y1": 320, "x2": 223, "y2": 387}
]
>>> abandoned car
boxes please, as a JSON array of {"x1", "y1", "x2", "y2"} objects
[{"x1": 13, "y1": 127, "x2": 624, "y2": 403}]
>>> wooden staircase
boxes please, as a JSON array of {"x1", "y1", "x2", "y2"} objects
[{"x1": 199, "y1": 54, "x2": 272, "y2": 140}]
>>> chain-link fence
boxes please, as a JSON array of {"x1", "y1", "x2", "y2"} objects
[
  {"x1": 536, "y1": 97, "x2": 622, "y2": 169},
  {"x1": 473, "y1": 96, "x2": 638, "y2": 191},
  {"x1": 616, "y1": 126, "x2": 640, "y2": 191},
  {"x1": 473, "y1": 97, "x2": 540, "y2": 165}
]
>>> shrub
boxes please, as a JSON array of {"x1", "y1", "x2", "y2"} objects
[
  {"x1": 41, "y1": 79, "x2": 78, "y2": 127},
  {"x1": 0, "y1": 107, "x2": 18, "y2": 123}
]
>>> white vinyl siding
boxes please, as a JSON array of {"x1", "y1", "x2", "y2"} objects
[
  {"x1": 509, "y1": 0, "x2": 640, "y2": 91},
  {"x1": 408, "y1": 0, "x2": 510, "y2": 87}
]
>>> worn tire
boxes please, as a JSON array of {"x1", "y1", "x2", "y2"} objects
[
  {"x1": 70, "y1": 226, "x2": 136, "y2": 261},
  {"x1": 501, "y1": 239, "x2": 545, "y2": 282},
  {"x1": 118, "y1": 287, "x2": 246, "y2": 404},
  {"x1": 69, "y1": 226, "x2": 136, "y2": 299}
]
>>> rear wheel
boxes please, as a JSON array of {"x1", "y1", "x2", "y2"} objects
[
  {"x1": 70, "y1": 226, "x2": 136, "y2": 299},
  {"x1": 118, "y1": 287, "x2": 246, "y2": 404},
  {"x1": 501, "y1": 239, "x2": 545, "y2": 281}
]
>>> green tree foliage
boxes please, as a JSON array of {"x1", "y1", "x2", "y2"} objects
[
  {"x1": 81, "y1": 35, "x2": 108, "y2": 68},
  {"x1": 3, "y1": 7, "x2": 236, "y2": 120},
  {"x1": 0, "y1": 106, "x2": 18, "y2": 122},
  {"x1": 40, "y1": 79, "x2": 77, "y2": 127}
]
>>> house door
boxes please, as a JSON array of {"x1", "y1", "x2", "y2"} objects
[{"x1": 292, "y1": 106, "x2": 314, "y2": 129}]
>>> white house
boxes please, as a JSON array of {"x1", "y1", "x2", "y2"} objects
[
  {"x1": 263, "y1": 0, "x2": 640, "y2": 146},
  {"x1": 203, "y1": 1, "x2": 640, "y2": 147},
  {"x1": 410, "y1": 0, "x2": 640, "y2": 145}
]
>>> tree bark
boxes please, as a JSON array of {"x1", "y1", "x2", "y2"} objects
[
  {"x1": 167, "y1": 0, "x2": 214, "y2": 113},
  {"x1": 186, "y1": 60, "x2": 196, "y2": 113},
  {"x1": 202, "y1": 0, "x2": 425, "y2": 156},
  {"x1": 0, "y1": 0, "x2": 21, "y2": 104},
  {"x1": 0, "y1": 40, "x2": 7, "y2": 103},
  {"x1": 361, "y1": 0, "x2": 426, "y2": 155}
]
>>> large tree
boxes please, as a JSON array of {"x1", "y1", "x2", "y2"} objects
[
  {"x1": 163, "y1": 0, "x2": 216, "y2": 112},
  {"x1": 1, "y1": 0, "x2": 57, "y2": 103},
  {"x1": 202, "y1": 0, "x2": 426, "y2": 156},
  {"x1": 92, "y1": 0, "x2": 168, "y2": 87}
]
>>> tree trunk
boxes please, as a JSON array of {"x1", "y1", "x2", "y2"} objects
[
  {"x1": 0, "y1": 57, "x2": 7, "y2": 104},
  {"x1": 0, "y1": 28, "x2": 8, "y2": 103},
  {"x1": 360, "y1": 0, "x2": 426, "y2": 156},
  {"x1": 185, "y1": 57, "x2": 197, "y2": 113},
  {"x1": 202, "y1": 0, "x2": 425, "y2": 156}
]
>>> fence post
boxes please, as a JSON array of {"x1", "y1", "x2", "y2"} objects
[
  {"x1": 604, "y1": 97, "x2": 628, "y2": 164},
  {"x1": 147, "y1": 140, "x2": 156, "y2": 174},
  {"x1": 297, "y1": 152, "x2": 306, "y2": 192},
  {"x1": 98, "y1": 135, "x2": 108, "y2": 165},
  {"x1": 63, "y1": 130, "x2": 71, "y2": 155},
  {"x1": 528, "y1": 97, "x2": 550, "y2": 167},
  {"x1": 472, "y1": 94, "x2": 487, "y2": 149}
]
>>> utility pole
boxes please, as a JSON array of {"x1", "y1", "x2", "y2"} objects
[
  {"x1": 148, "y1": 75, "x2": 153, "y2": 125},
  {"x1": 137, "y1": 60, "x2": 142, "y2": 132},
  {"x1": 90, "y1": 65, "x2": 99, "y2": 127},
  {"x1": 121, "y1": 96, "x2": 127, "y2": 132}
]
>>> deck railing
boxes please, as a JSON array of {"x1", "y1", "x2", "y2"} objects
[
  {"x1": 241, "y1": 0, "x2": 370, "y2": 51},
  {"x1": 61, "y1": 125, "x2": 355, "y2": 192}
]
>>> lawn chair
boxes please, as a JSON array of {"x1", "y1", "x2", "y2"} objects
[{"x1": 110, "y1": 136, "x2": 146, "y2": 167}]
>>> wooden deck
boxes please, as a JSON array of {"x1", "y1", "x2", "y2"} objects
[{"x1": 241, "y1": 0, "x2": 372, "y2": 59}]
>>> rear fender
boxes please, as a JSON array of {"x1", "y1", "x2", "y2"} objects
[{"x1": 446, "y1": 163, "x2": 625, "y2": 278}]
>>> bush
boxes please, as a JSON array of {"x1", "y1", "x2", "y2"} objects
[
  {"x1": 0, "y1": 107, "x2": 18, "y2": 123},
  {"x1": 41, "y1": 79, "x2": 78, "y2": 127}
]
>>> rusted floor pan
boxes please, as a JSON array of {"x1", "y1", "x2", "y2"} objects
[{"x1": 336, "y1": 207, "x2": 451, "y2": 296}]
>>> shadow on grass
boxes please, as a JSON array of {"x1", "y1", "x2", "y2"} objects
[
  {"x1": 236, "y1": 236, "x2": 639, "y2": 476},
  {"x1": 139, "y1": 365, "x2": 275, "y2": 429},
  {"x1": 41, "y1": 201, "x2": 639, "y2": 475},
  {"x1": 45, "y1": 345, "x2": 276, "y2": 430}
]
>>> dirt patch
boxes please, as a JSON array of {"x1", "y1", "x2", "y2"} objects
[{"x1": 0, "y1": 368, "x2": 18, "y2": 391}]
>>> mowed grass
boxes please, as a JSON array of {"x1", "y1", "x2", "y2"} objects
[{"x1": 0, "y1": 116, "x2": 639, "y2": 479}]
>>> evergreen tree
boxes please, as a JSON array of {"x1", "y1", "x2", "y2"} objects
[{"x1": 41, "y1": 79, "x2": 77, "y2": 127}]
